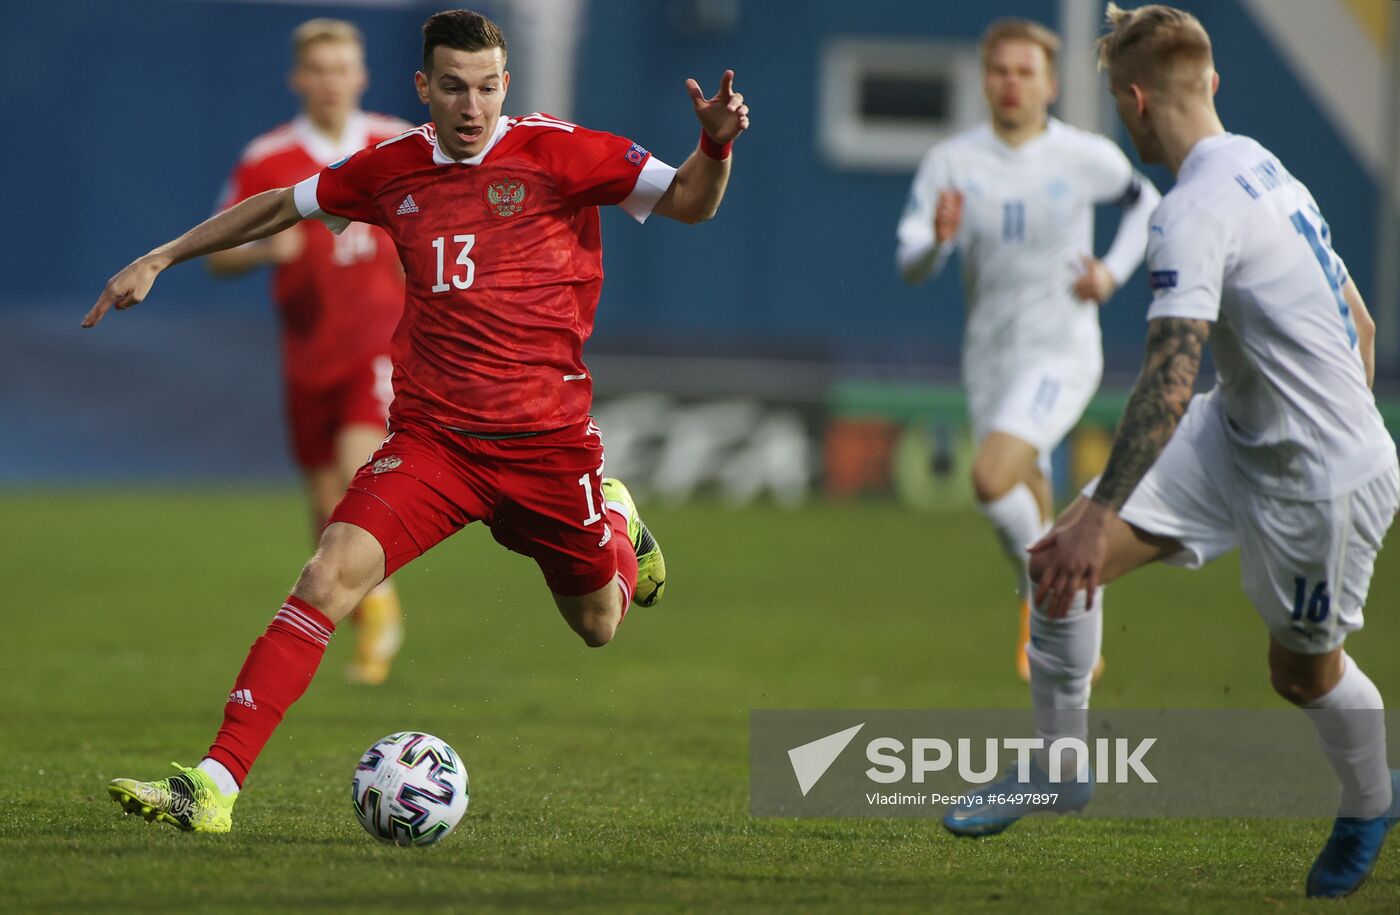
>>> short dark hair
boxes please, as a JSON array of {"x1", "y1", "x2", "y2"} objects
[{"x1": 422, "y1": 9, "x2": 507, "y2": 73}]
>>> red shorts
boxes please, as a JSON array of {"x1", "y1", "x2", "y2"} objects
[
  {"x1": 327, "y1": 416, "x2": 617, "y2": 596},
  {"x1": 285, "y1": 355, "x2": 394, "y2": 469}
]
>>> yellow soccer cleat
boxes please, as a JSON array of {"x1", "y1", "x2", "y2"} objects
[
  {"x1": 108, "y1": 763, "x2": 237, "y2": 834},
  {"x1": 347, "y1": 582, "x2": 405, "y2": 686},
  {"x1": 601, "y1": 477, "x2": 666, "y2": 607}
]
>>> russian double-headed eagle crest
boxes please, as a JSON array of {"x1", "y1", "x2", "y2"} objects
[
  {"x1": 372, "y1": 455, "x2": 403, "y2": 474},
  {"x1": 485, "y1": 177, "x2": 527, "y2": 217}
]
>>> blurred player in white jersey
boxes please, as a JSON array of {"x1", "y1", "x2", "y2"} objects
[
  {"x1": 897, "y1": 18, "x2": 1159, "y2": 680},
  {"x1": 947, "y1": 4, "x2": 1398, "y2": 898}
]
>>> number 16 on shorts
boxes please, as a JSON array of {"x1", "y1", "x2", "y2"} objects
[{"x1": 1291, "y1": 577, "x2": 1330, "y2": 624}]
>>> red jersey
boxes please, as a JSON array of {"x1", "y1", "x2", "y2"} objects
[
  {"x1": 219, "y1": 112, "x2": 413, "y2": 390},
  {"x1": 293, "y1": 113, "x2": 676, "y2": 434}
]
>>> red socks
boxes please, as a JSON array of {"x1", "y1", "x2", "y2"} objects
[
  {"x1": 207, "y1": 521, "x2": 631, "y2": 787},
  {"x1": 205, "y1": 596, "x2": 335, "y2": 786},
  {"x1": 608, "y1": 508, "x2": 638, "y2": 619}
]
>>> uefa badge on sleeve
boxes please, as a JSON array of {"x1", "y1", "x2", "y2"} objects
[
  {"x1": 625, "y1": 142, "x2": 648, "y2": 166},
  {"x1": 372, "y1": 456, "x2": 402, "y2": 474},
  {"x1": 485, "y1": 177, "x2": 527, "y2": 218}
]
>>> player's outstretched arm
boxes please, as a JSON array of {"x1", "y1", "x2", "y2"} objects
[
  {"x1": 1342, "y1": 279, "x2": 1376, "y2": 389},
  {"x1": 205, "y1": 226, "x2": 305, "y2": 277},
  {"x1": 82, "y1": 188, "x2": 303, "y2": 328},
  {"x1": 653, "y1": 70, "x2": 749, "y2": 225},
  {"x1": 1029, "y1": 316, "x2": 1212, "y2": 616}
]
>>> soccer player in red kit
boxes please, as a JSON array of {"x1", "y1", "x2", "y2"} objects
[
  {"x1": 208, "y1": 19, "x2": 413, "y2": 686},
  {"x1": 86, "y1": 8, "x2": 750, "y2": 833}
]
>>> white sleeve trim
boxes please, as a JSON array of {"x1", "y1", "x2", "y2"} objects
[
  {"x1": 619, "y1": 156, "x2": 677, "y2": 224},
  {"x1": 1101, "y1": 174, "x2": 1162, "y2": 287},
  {"x1": 292, "y1": 175, "x2": 320, "y2": 218},
  {"x1": 1146, "y1": 300, "x2": 1221, "y2": 323},
  {"x1": 292, "y1": 174, "x2": 350, "y2": 235}
]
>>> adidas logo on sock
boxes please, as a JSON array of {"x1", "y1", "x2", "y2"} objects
[
  {"x1": 228, "y1": 688, "x2": 257, "y2": 710},
  {"x1": 395, "y1": 194, "x2": 419, "y2": 216}
]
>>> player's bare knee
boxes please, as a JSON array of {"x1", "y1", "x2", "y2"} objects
[
  {"x1": 1269, "y1": 666, "x2": 1331, "y2": 706},
  {"x1": 555, "y1": 583, "x2": 625, "y2": 647},
  {"x1": 292, "y1": 538, "x2": 380, "y2": 620},
  {"x1": 1271, "y1": 672, "x2": 1320, "y2": 706},
  {"x1": 1271, "y1": 663, "x2": 1332, "y2": 705},
  {"x1": 291, "y1": 553, "x2": 340, "y2": 608},
  {"x1": 577, "y1": 615, "x2": 617, "y2": 648},
  {"x1": 970, "y1": 462, "x2": 1013, "y2": 504},
  {"x1": 565, "y1": 602, "x2": 619, "y2": 647},
  {"x1": 1268, "y1": 642, "x2": 1344, "y2": 706}
]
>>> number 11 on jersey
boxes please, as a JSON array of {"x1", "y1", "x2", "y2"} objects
[{"x1": 432, "y1": 234, "x2": 476, "y2": 292}]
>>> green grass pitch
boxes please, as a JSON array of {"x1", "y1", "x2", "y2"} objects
[{"x1": 4, "y1": 488, "x2": 1398, "y2": 912}]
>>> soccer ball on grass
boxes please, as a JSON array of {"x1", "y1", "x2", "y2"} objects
[{"x1": 351, "y1": 731, "x2": 469, "y2": 845}]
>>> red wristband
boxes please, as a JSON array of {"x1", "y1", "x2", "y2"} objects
[{"x1": 699, "y1": 130, "x2": 732, "y2": 161}]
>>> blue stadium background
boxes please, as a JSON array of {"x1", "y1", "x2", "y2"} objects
[{"x1": 0, "y1": 0, "x2": 1385, "y2": 480}]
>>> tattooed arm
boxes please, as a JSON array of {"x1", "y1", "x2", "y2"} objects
[
  {"x1": 1027, "y1": 316, "x2": 1212, "y2": 616},
  {"x1": 1091, "y1": 317, "x2": 1213, "y2": 510}
]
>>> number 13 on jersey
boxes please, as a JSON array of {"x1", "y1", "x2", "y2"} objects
[{"x1": 432, "y1": 234, "x2": 476, "y2": 292}]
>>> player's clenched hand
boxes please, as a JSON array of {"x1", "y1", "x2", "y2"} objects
[
  {"x1": 1028, "y1": 500, "x2": 1111, "y2": 617},
  {"x1": 686, "y1": 70, "x2": 750, "y2": 145},
  {"x1": 82, "y1": 255, "x2": 166, "y2": 328},
  {"x1": 1073, "y1": 256, "x2": 1117, "y2": 305},
  {"x1": 934, "y1": 190, "x2": 964, "y2": 245}
]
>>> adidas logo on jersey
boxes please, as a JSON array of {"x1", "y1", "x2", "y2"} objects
[
  {"x1": 396, "y1": 194, "x2": 420, "y2": 216},
  {"x1": 228, "y1": 688, "x2": 257, "y2": 710}
]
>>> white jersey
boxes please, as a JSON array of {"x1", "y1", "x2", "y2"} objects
[
  {"x1": 897, "y1": 118, "x2": 1160, "y2": 364},
  {"x1": 1145, "y1": 133, "x2": 1393, "y2": 499}
]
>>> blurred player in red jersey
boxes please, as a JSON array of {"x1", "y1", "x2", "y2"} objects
[
  {"x1": 208, "y1": 19, "x2": 413, "y2": 686},
  {"x1": 88, "y1": 9, "x2": 750, "y2": 832}
]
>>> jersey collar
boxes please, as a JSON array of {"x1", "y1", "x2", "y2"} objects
[
  {"x1": 986, "y1": 116, "x2": 1059, "y2": 156},
  {"x1": 431, "y1": 116, "x2": 510, "y2": 166},
  {"x1": 293, "y1": 111, "x2": 369, "y2": 167},
  {"x1": 1178, "y1": 132, "x2": 1236, "y2": 178}
]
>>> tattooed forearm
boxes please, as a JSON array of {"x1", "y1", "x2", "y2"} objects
[{"x1": 1092, "y1": 317, "x2": 1212, "y2": 511}]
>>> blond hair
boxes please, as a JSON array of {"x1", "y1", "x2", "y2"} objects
[
  {"x1": 291, "y1": 18, "x2": 364, "y2": 63},
  {"x1": 980, "y1": 18, "x2": 1061, "y2": 72},
  {"x1": 1096, "y1": 3, "x2": 1213, "y2": 92}
]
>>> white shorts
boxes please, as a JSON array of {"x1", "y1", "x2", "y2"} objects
[
  {"x1": 1102, "y1": 391, "x2": 1400, "y2": 654},
  {"x1": 965, "y1": 353, "x2": 1101, "y2": 464}
]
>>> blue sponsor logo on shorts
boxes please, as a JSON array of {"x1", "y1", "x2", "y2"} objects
[{"x1": 1149, "y1": 270, "x2": 1179, "y2": 291}]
